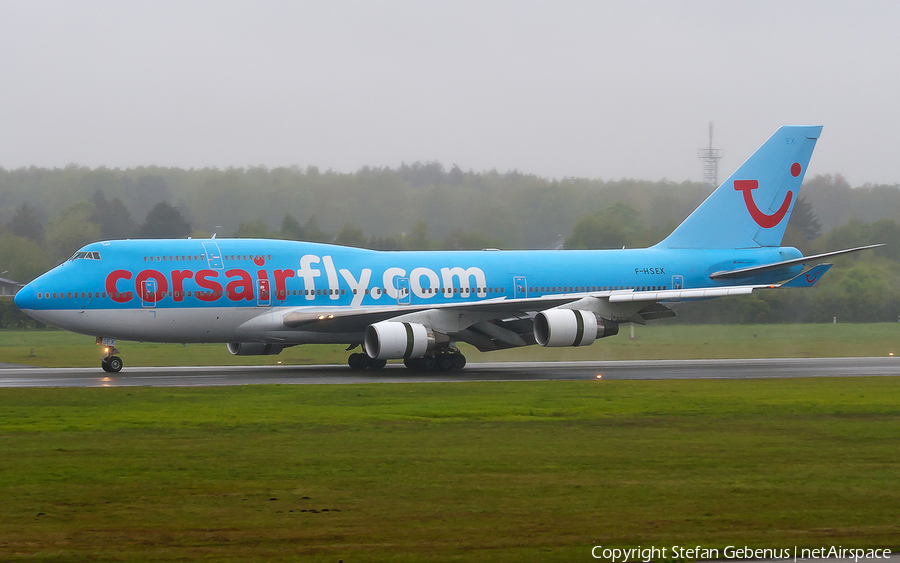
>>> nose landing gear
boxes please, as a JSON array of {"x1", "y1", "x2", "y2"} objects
[{"x1": 96, "y1": 337, "x2": 123, "y2": 373}]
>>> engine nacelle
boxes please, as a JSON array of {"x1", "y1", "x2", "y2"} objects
[
  {"x1": 364, "y1": 321, "x2": 435, "y2": 359},
  {"x1": 533, "y1": 309, "x2": 618, "y2": 347},
  {"x1": 227, "y1": 342, "x2": 286, "y2": 356}
]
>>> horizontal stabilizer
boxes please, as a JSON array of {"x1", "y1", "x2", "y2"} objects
[
  {"x1": 709, "y1": 244, "x2": 882, "y2": 280},
  {"x1": 780, "y1": 264, "x2": 832, "y2": 288}
]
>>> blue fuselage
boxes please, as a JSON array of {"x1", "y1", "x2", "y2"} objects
[{"x1": 16, "y1": 238, "x2": 801, "y2": 316}]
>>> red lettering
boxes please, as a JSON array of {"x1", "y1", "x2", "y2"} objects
[
  {"x1": 225, "y1": 269, "x2": 255, "y2": 301},
  {"x1": 135, "y1": 270, "x2": 169, "y2": 303},
  {"x1": 171, "y1": 270, "x2": 193, "y2": 302},
  {"x1": 106, "y1": 270, "x2": 133, "y2": 303},
  {"x1": 274, "y1": 269, "x2": 294, "y2": 300},
  {"x1": 195, "y1": 270, "x2": 222, "y2": 302}
]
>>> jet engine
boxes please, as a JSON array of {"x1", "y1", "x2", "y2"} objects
[
  {"x1": 226, "y1": 342, "x2": 286, "y2": 356},
  {"x1": 364, "y1": 321, "x2": 436, "y2": 359},
  {"x1": 533, "y1": 309, "x2": 618, "y2": 347}
]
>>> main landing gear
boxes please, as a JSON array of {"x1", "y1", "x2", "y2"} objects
[
  {"x1": 347, "y1": 353, "x2": 387, "y2": 371},
  {"x1": 403, "y1": 351, "x2": 466, "y2": 372},
  {"x1": 96, "y1": 337, "x2": 123, "y2": 373},
  {"x1": 347, "y1": 350, "x2": 467, "y2": 372}
]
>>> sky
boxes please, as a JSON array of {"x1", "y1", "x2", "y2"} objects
[{"x1": 1, "y1": 0, "x2": 898, "y2": 186}]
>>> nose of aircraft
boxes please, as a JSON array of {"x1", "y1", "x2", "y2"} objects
[{"x1": 14, "y1": 283, "x2": 36, "y2": 311}]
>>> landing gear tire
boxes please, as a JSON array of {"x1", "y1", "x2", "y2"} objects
[
  {"x1": 348, "y1": 353, "x2": 367, "y2": 370},
  {"x1": 348, "y1": 353, "x2": 387, "y2": 371},
  {"x1": 101, "y1": 355, "x2": 123, "y2": 373},
  {"x1": 436, "y1": 354, "x2": 455, "y2": 372},
  {"x1": 403, "y1": 352, "x2": 466, "y2": 372}
]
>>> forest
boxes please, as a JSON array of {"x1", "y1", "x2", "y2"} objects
[{"x1": 1, "y1": 163, "x2": 898, "y2": 326}]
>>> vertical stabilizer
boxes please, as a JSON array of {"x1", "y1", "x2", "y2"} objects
[{"x1": 656, "y1": 125, "x2": 822, "y2": 249}]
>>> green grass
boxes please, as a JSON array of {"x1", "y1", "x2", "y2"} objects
[
  {"x1": 2, "y1": 322, "x2": 899, "y2": 368},
  {"x1": 1, "y1": 378, "x2": 898, "y2": 562}
]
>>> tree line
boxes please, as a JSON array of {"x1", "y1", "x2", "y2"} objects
[{"x1": 1, "y1": 163, "x2": 898, "y2": 325}]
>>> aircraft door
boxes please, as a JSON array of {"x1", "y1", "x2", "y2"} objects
[
  {"x1": 202, "y1": 242, "x2": 224, "y2": 270},
  {"x1": 513, "y1": 276, "x2": 527, "y2": 299},
  {"x1": 397, "y1": 278, "x2": 411, "y2": 305},
  {"x1": 671, "y1": 275, "x2": 684, "y2": 290},
  {"x1": 141, "y1": 278, "x2": 157, "y2": 308},
  {"x1": 257, "y1": 279, "x2": 271, "y2": 307}
]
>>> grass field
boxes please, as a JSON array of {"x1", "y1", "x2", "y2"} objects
[
  {"x1": 2, "y1": 322, "x2": 899, "y2": 368},
  {"x1": 1, "y1": 378, "x2": 898, "y2": 562}
]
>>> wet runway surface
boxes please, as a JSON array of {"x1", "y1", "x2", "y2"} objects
[{"x1": 1, "y1": 357, "x2": 898, "y2": 387}]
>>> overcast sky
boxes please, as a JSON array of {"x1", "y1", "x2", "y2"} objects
[{"x1": 1, "y1": 1, "x2": 898, "y2": 186}]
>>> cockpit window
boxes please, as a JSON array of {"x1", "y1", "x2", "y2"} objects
[{"x1": 67, "y1": 251, "x2": 101, "y2": 261}]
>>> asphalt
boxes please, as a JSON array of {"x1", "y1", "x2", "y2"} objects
[{"x1": 0, "y1": 356, "x2": 898, "y2": 387}]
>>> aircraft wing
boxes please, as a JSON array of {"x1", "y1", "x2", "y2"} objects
[
  {"x1": 611, "y1": 263, "x2": 833, "y2": 303},
  {"x1": 246, "y1": 262, "x2": 834, "y2": 351},
  {"x1": 280, "y1": 294, "x2": 585, "y2": 331}
]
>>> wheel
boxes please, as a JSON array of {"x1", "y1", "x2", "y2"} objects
[
  {"x1": 101, "y1": 357, "x2": 111, "y2": 372},
  {"x1": 106, "y1": 356, "x2": 123, "y2": 373},
  {"x1": 366, "y1": 358, "x2": 387, "y2": 371},
  {"x1": 436, "y1": 354, "x2": 454, "y2": 372},
  {"x1": 348, "y1": 353, "x2": 366, "y2": 370},
  {"x1": 452, "y1": 353, "x2": 466, "y2": 371}
]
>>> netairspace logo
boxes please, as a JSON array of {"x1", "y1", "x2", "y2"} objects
[{"x1": 590, "y1": 545, "x2": 893, "y2": 562}]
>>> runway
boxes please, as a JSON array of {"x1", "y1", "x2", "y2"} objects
[{"x1": 0, "y1": 357, "x2": 898, "y2": 387}]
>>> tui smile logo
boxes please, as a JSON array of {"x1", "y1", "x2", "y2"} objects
[{"x1": 733, "y1": 162, "x2": 802, "y2": 228}]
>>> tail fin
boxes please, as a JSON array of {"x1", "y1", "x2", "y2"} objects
[{"x1": 656, "y1": 125, "x2": 822, "y2": 249}]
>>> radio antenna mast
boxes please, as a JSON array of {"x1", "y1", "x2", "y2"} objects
[{"x1": 697, "y1": 121, "x2": 723, "y2": 186}]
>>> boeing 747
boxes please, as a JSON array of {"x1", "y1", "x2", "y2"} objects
[{"x1": 14, "y1": 126, "x2": 878, "y2": 372}]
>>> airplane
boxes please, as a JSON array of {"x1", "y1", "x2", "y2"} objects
[{"x1": 14, "y1": 125, "x2": 879, "y2": 373}]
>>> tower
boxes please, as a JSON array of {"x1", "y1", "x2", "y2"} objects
[{"x1": 697, "y1": 121, "x2": 723, "y2": 186}]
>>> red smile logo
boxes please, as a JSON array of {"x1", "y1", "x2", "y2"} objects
[
  {"x1": 805, "y1": 272, "x2": 819, "y2": 284},
  {"x1": 734, "y1": 163, "x2": 801, "y2": 228}
]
